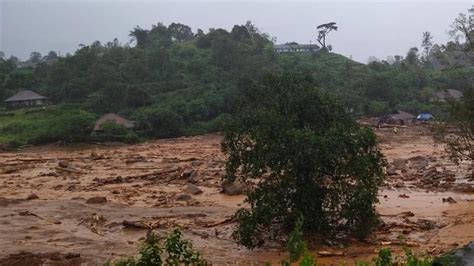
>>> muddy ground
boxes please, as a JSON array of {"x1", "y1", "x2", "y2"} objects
[{"x1": 0, "y1": 126, "x2": 473, "y2": 265}]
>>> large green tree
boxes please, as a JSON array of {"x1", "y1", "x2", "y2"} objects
[{"x1": 222, "y1": 74, "x2": 385, "y2": 248}]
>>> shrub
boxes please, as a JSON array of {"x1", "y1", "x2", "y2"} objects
[
  {"x1": 287, "y1": 216, "x2": 306, "y2": 263},
  {"x1": 108, "y1": 229, "x2": 207, "y2": 266},
  {"x1": 94, "y1": 121, "x2": 139, "y2": 143},
  {"x1": 34, "y1": 110, "x2": 95, "y2": 144},
  {"x1": 134, "y1": 107, "x2": 184, "y2": 138},
  {"x1": 222, "y1": 74, "x2": 385, "y2": 248}
]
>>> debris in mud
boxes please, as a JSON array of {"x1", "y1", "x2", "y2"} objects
[
  {"x1": 0, "y1": 197, "x2": 23, "y2": 207},
  {"x1": 400, "y1": 211, "x2": 415, "y2": 218},
  {"x1": 26, "y1": 193, "x2": 39, "y2": 200},
  {"x1": 122, "y1": 220, "x2": 158, "y2": 229},
  {"x1": 17, "y1": 210, "x2": 61, "y2": 224},
  {"x1": 1, "y1": 165, "x2": 27, "y2": 174},
  {"x1": 398, "y1": 193, "x2": 410, "y2": 198},
  {"x1": 391, "y1": 158, "x2": 407, "y2": 170},
  {"x1": 86, "y1": 196, "x2": 107, "y2": 204},
  {"x1": 0, "y1": 252, "x2": 82, "y2": 266},
  {"x1": 90, "y1": 151, "x2": 105, "y2": 160},
  {"x1": 180, "y1": 167, "x2": 197, "y2": 183},
  {"x1": 55, "y1": 166, "x2": 83, "y2": 175},
  {"x1": 125, "y1": 155, "x2": 147, "y2": 164},
  {"x1": 442, "y1": 197, "x2": 457, "y2": 204},
  {"x1": 221, "y1": 180, "x2": 245, "y2": 195},
  {"x1": 58, "y1": 160, "x2": 70, "y2": 168},
  {"x1": 1, "y1": 131, "x2": 473, "y2": 264},
  {"x1": 176, "y1": 194, "x2": 192, "y2": 201},
  {"x1": 184, "y1": 183, "x2": 203, "y2": 195},
  {"x1": 317, "y1": 251, "x2": 345, "y2": 257}
]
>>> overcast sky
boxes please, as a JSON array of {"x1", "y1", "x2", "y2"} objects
[{"x1": 0, "y1": 0, "x2": 472, "y2": 63}]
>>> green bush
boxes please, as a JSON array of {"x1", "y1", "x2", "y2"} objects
[
  {"x1": 222, "y1": 74, "x2": 385, "y2": 248},
  {"x1": 0, "y1": 108, "x2": 95, "y2": 145},
  {"x1": 287, "y1": 216, "x2": 306, "y2": 263},
  {"x1": 135, "y1": 107, "x2": 184, "y2": 138},
  {"x1": 108, "y1": 229, "x2": 207, "y2": 266},
  {"x1": 93, "y1": 121, "x2": 139, "y2": 143},
  {"x1": 33, "y1": 110, "x2": 95, "y2": 144}
]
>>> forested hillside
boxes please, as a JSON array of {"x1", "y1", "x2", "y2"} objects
[{"x1": 0, "y1": 19, "x2": 472, "y2": 146}]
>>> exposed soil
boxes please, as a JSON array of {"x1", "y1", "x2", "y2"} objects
[{"x1": 0, "y1": 126, "x2": 473, "y2": 265}]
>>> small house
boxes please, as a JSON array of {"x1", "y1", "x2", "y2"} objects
[
  {"x1": 4, "y1": 90, "x2": 48, "y2": 108},
  {"x1": 94, "y1": 113, "x2": 135, "y2": 131},
  {"x1": 274, "y1": 43, "x2": 320, "y2": 53}
]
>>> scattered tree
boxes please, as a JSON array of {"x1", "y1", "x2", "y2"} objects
[
  {"x1": 29, "y1": 51, "x2": 42, "y2": 65},
  {"x1": 129, "y1": 26, "x2": 150, "y2": 48},
  {"x1": 421, "y1": 31, "x2": 433, "y2": 63},
  {"x1": 168, "y1": 22, "x2": 194, "y2": 42},
  {"x1": 316, "y1": 22, "x2": 338, "y2": 50}
]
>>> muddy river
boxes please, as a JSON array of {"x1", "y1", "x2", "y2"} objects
[{"x1": 0, "y1": 126, "x2": 473, "y2": 265}]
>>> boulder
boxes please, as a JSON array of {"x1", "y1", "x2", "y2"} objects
[
  {"x1": 222, "y1": 180, "x2": 245, "y2": 196},
  {"x1": 58, "y1": 160, "x2": 69, "y2": 168},
  {"x1": 391, "y1": 158, "x2": 407, "y2": 170},
  {"x1": 184, "y1": 183, "x2": 203, "y2": 195},
  {"x1": 181, "y1": 167, "x2": 197, "y2": 182},
  {"x1": 26, "y1": 193, "x2": 39, "y2": 200},
  {"x1": 409, "y1": 155, "x2": 429, "y2": 170},
  {"x1": 386, "y1": 166, "x2": 398, "y2": 176},
  {"x1": 86, "y1": 196, "x2": 107, "y2": 204}
]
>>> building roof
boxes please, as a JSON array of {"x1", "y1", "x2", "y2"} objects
[
  {"x1": 94, "y1": 113, "x2": 135, "y2": 131},
  {"x1": 4, "y1": 90, "x2": 47, "y2": 102},
  {"x1": 274, "y1": 43, "x2": 320, "y2": 50},
  {"x1": 435, "y1": 89, "x2": 463, "y2": 100},
  {"x1": 390, "y1": 110, "x2": 415, "y2": 121}
]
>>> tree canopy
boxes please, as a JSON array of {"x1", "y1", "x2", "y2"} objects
[{"x1": 222, "y1": 73, "x2": 385, "y2": 248}]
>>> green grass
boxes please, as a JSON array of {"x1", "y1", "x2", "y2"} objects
[
  {"x1": 0, "y1": 107, "x2": 54, "y2": 144},
  {"x1": 0, "y1": 105, "x2": 96, "y2": 148}
]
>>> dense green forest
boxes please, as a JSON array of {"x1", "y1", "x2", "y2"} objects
[{"x1": 0, "y1": 15, "x2": 472, "y2": 146}]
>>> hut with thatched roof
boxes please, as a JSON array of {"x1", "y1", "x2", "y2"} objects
[
  {"x1": 4, "y1": 90, "x2": 48, "y2": 108},
  {"x1": 94, "y1": 113, "x2": 135, "y2": 131}
]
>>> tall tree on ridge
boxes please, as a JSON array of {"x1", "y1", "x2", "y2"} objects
[{"x1": 316, "y1": 22, "x2": 338, "y2": 51}]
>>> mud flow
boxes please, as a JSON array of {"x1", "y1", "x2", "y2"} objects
[{"x1": 0, "y1": 127, "x2": 473, "y2": 265}]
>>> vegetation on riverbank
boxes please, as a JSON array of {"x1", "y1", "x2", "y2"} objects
[{"x1": 0, "y1": 7, "x2": 472, "y2": 146}]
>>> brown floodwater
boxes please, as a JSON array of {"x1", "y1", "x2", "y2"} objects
[{"x1": 0, "y1": 127, "x2": 473, "y2": 265}]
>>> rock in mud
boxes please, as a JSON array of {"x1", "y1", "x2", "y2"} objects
[
  {"x1": 391, "y1": 158, "x2": 407, "y2": 169},
  {"x1": 85, "y1": 196, "x2": 107, "y2": 204},
  {"x1": 26, "y1": 193, "x2": 39, "y2": 200},
  {"x1": 184, "y1": 183, "x2": 203, "y2": 195},
  {"x1": 176, "y1": 194, "x2": 192, "y2": 201},
  {"x1": 58, "y1": 160, "x2": 69, "y2": 168},
  {"x1": 386, "y1": 166, "x2": 398, "y2": 176},
  {"x1": 90, "y1": 151, "x2": 104, "y2": 160},
  {"x1": 394, "y1": 182, "x2": 405, "y2": 188},
  {"x1": 0, "y1": 252, "x2": 82, "y2": 266},
  {"x1": 222, "y1": 180, "x2": 244, "y2": 196},
  {"x1": 409, "y1": 155, "x2": 429, "y2": 170},
  {"x1": 442, "y1": 197, "x2": 457, "y2": 204},
  {"x1": 181, "y1": 167, "x2": 197, "y2": 182}
]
